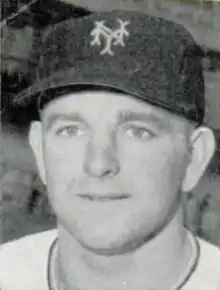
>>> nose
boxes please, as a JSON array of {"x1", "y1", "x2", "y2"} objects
[{"x1": 83, "y1": 134, "x2": 120, "y2": 178}]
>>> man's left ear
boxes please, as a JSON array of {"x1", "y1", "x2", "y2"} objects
[{"x1": 182, "y1": 126, "x2": 216, "y2": 192}]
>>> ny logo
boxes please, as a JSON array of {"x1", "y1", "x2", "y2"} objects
[{"x1": 90, "y1": 19, "x2": 130, "y2": 56}]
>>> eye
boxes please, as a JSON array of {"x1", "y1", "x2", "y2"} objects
[
  {"x1": 124, "y1": 125, "x2": 155, "y2": 140},
  {"x1": 56, "y1": 125, "x2": 84, "y2": 137}
]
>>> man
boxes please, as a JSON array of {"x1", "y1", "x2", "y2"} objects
[{"x1": 0, "y1": 10, "x2": 220, "y2": 290}]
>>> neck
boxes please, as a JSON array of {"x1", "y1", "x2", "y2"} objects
[{"x1": 57, "y1": 207, "x2": 192, "y2": 290}]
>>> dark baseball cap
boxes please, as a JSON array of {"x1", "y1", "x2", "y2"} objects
[{"x1": 14, "y1": 10, "x2": 205, "y2": 124}]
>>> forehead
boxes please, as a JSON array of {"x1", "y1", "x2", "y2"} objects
[{"x1": 41, "y1": 90, "x2": 187, "y2": 129}]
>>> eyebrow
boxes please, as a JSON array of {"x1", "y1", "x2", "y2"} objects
[
  {"x1": 43, "y1": 113, "x2": 86, "y2": 132},
  {"x1": 116, "y1": 111, "x2": 171, "y2": 130},
  {"x1": 43, "y1": 110, "x2": 171, "y2": 132}
]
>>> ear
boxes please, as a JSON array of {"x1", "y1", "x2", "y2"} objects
[
  {"x1": 29, "y1": 121, "x2": 47, "y2": 185},
  {"x1": 182, "y1": 126, "x2": 216, "y2": 192}
]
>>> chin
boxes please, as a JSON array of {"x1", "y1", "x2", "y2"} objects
[
  {"x1": 58, "y1": 208, "x2": 170, "y2": 255},
  {"x1": 78, "y1": 237, "x2": 136, "y2": 256},
  {"x1": 74, "y1": 227, "x2": 126, "y2": 254},
  {"x1": 71, "y1": 223, "x2": 158, "y2": 256}
]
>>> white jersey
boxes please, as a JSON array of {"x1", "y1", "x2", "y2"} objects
[{"x1": 0, "y1": 229, "x2": 220, "y2": 290}]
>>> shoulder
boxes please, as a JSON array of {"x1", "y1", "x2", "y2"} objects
[
  {"x1": 0, "y1": 229, "x2": 57, "y2": 290},
  {"x1": 186, "y1": 238, "x2": 220, "y2": 290},
  {"x1": 198, "y1": 238, "x2": 220, "y2": 272}
]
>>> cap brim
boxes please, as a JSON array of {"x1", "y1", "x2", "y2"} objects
[
  {"x1": 13, "y1": 66, "x2": 169, "y2": 112},
  {"x1": 13, "y1": 66, "x2": 201, "y2": 123}
]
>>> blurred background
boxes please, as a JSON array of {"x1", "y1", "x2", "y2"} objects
[{"x1": 1, "y1": 0, "x2": 220, "y2": 246}]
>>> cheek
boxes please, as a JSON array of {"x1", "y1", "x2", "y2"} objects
[
  {"x1": 120, "y1": 136, "x2": 187, "y2": 203},
  {"x1": 43, "y1": 139, "x2": 86, "y2": 196}
]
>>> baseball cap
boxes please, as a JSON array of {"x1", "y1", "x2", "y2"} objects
[{"x1": 14, "y1": 10, "x2": 205, "y2": 124}]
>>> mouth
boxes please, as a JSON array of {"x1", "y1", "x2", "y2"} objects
[{"x1": 78, "y1": 193, "x2": 130, "y2": 202}]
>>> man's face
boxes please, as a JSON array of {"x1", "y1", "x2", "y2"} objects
[{"x1": 36, "y1": 91, "x2": 192, "y2": 254}]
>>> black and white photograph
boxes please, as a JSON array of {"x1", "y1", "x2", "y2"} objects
[{"x1": 1, "y1": 1, "x2": 220, "y2": 289}]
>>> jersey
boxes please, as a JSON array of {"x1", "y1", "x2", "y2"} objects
[{"x1": 0, "y1": 229, "x2": 220, "y2": 290}]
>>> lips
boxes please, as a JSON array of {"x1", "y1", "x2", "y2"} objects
[{"x1": 78, "y1": 193, "x2": 130, "y2": 202}]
